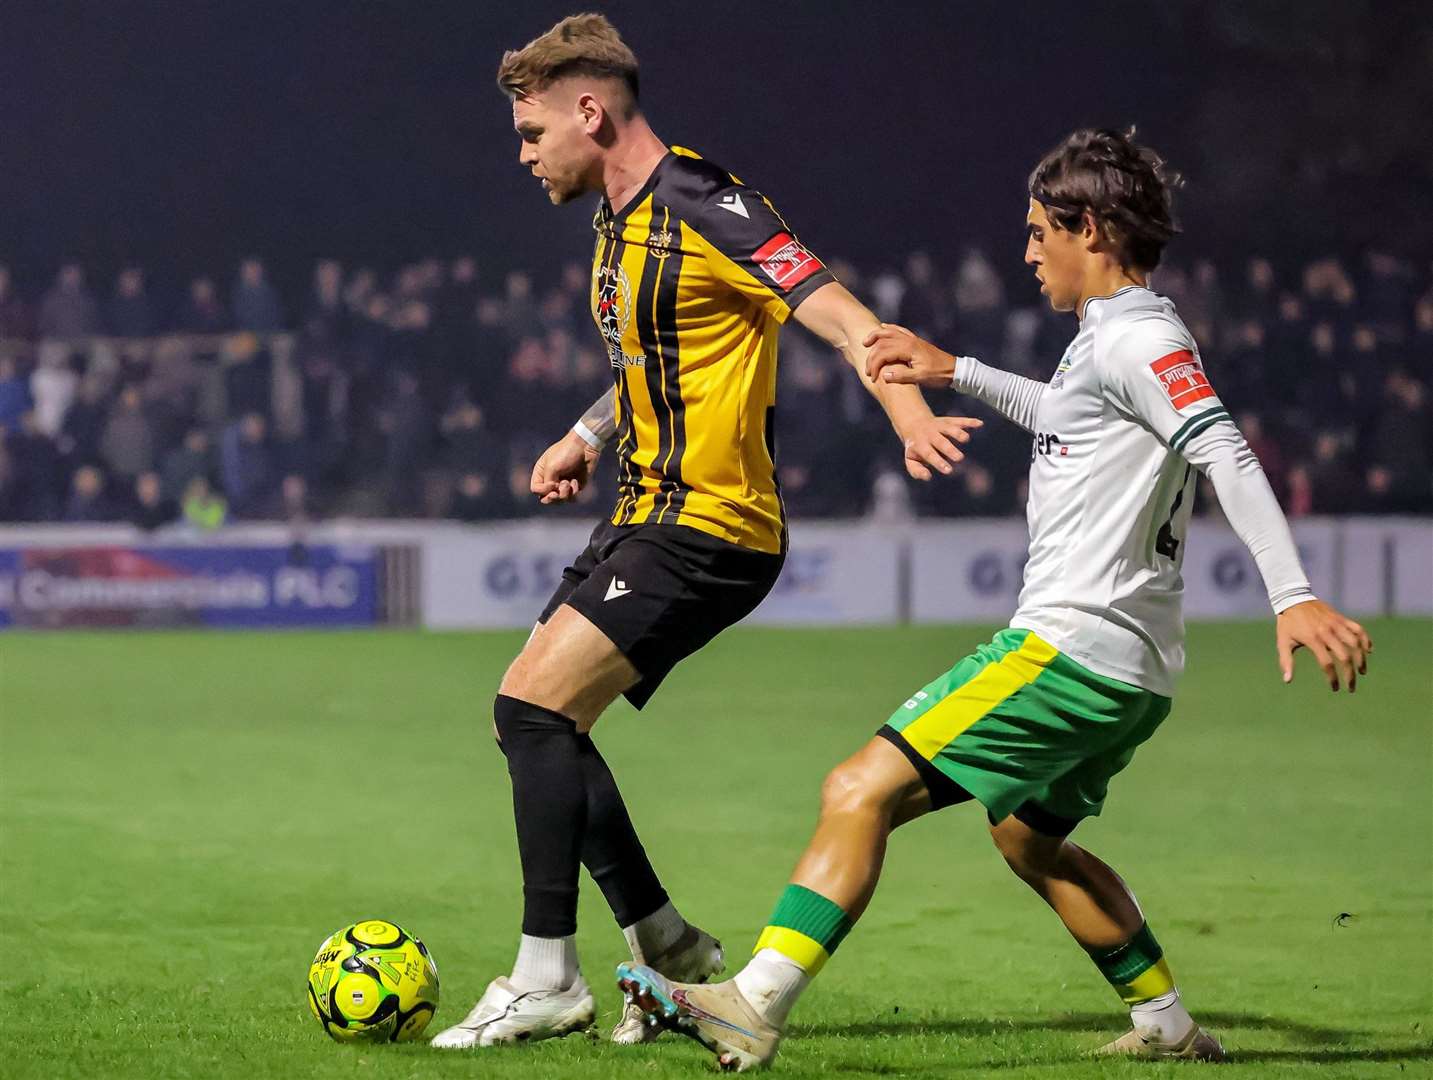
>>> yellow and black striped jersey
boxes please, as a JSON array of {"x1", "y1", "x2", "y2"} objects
[{"x1": 590, "y1": 146, "x2": 834, "y2": 554}]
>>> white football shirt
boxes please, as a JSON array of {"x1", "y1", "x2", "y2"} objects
[{"x1": 953, "y1": 285, "x2": 1313, "y2": 695}]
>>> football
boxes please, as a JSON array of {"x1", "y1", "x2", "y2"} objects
[{"x1": 307, "y1": 919, "x2": 440, "y2": 1042}]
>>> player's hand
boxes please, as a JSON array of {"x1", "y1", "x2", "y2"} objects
[
  {"x1": 901, "y1": 414, "x2": 984, "y2": 481},
  {"x1": 531, "y1": 430, "x2": 601, "y2": 505},
  {"x1": 864, "y1": 323, "x2": 958, "y2": 387},
  {"x1": 1276, "y1": 599, "x2": 1372, "y2": 692}
]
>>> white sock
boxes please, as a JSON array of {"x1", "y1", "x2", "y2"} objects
[
  {"x1": 1129, "y1": 989, "x2": 1195, "y2": 1044},
  {"x1": 733, "y1": 948, "x2": 810, "y2": 1029},
  {"x1": 622, "y1": 901, "x2": 687, "y2": 964},
  {"x1": 509, "y1": 934, "x2": 579, "y2": 991}
]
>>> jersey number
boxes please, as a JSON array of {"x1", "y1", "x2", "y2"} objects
[{"x1": 1155, "y1": 465, "x2": 1194, "y2": 560}]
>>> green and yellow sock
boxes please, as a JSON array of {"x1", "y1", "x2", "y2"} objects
[
  {"x1": 752, "y1": 884, "x2": 853, "y2": 976},
  {"x1": 1088, "y1": 922, "x2": 1176, "y2": 1005}
]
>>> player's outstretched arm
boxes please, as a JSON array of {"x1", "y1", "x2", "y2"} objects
[
  {"x1": 1176, "y1": 427, "x2": 1370, "y2": 691},
  {"x1": 1144, "y1": 412, "x2": 1370, "y2": 690},
  {"x1": 865, "y1": 323, "x2": 1047, "y2": 433},
  {"x1": 1276, "y1": 599, "x2": 1372, "y2": 693},
  {"x1": 792, "y1": 283, "x2": 982, "y2": 481},
  {"x1": 530, "y1": 387, "x2": 614, "y2": 504},
  {"x1": 1098, "y1": 325, "x2": 1373, "y2": 692}
]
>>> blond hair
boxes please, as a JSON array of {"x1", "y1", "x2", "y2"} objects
[{"x1": 497, "y1": 14, "x2": 639, "y2": 107}]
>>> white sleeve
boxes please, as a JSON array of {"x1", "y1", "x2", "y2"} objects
[
  {"x1": 950, "y1": 355, "x2": 1046, "y2": 433},
  {"x1": 1181, "y1": 423, "x2": 1316, "y2": 613},
  {"x1": 1099, "y1": 318, "x2": 1315, "y2": 613}
]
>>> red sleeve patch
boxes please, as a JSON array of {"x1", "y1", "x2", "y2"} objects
[
  {"x1": 752, "y1": 232, "x2": 823, "y2": 292},
  {"x1": 1150, "y1": 349, "x2": 1215, "y2": 409}
]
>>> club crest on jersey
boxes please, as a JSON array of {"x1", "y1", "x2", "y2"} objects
[
  {"x1": 1051, "y1": 348, "x2": 1075, "y2": 389},
  {"x1": 1151, "y1": 349, "x2": 1215, "y2": 409},
  {"x1": 595, "y1": 264, "x2": 633, "y2": 349},
  {"x1": 752, "y1": 231, "x2": 823, "y2": 291},
  {"x1": 649, "y1": 228, "x2": 675, "y2": 259}
]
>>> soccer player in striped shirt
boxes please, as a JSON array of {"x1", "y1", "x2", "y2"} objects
[
  {"x1": 430, "y1": 14, "x2": 981, "y2": 1051},
  {"x1": 618, "y1": 128, "x2": 1372, "y2": 1069}
]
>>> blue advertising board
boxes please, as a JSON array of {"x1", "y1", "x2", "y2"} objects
[{"x1": 0, "y1": 545, "x2": 379, "y2": 629}]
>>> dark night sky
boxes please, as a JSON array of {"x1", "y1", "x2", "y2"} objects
[{"x1": 2, "y1": 1, "x2": 1423, "y2": 297}]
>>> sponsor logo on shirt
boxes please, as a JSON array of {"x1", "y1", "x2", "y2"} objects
[
  {"x1": 1033, "y1": 431, "x2": 1065, "y2": 458},
  {"x1": 1150, "y1": 349, "x2": 1215, "y2": 409},
  {"x1": 595, "y1": 264, "x2": 632, "y2": 348},
  {"x1": 717, "y1": 192, "x2": 750, "y2": 219},
  {"x1": 608, "y1": 349, "x2": 646, "y2": 370},
  {"x1": 752, "y1": 232, "x2": 824, "y2": 291},
  {"x1": 594, "y1": 264, "x2": 647, "y2": 369}
]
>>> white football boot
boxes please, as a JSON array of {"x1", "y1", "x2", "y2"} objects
[
  {"x1": 1096, "y1": 1023, "x2": 1228, "y2": 1062},
  {"x1": 616, "y1": 963, "x2": 781, "y2": 1071},
  {"x1": 429, "y1": 974, "x2": 596, "y2": 1049},
  {"x1": 610, "y1": 925, "x2": 725, "y2": 1045}
]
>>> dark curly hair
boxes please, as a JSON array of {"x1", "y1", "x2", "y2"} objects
[{"x1": 1028, "y1": 128, "x2": 1181, "y2": 271}]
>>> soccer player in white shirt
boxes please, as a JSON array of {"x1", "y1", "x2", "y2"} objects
[{"x1": 616, "y1": 128, "x2": 1372, "y2": 1070}]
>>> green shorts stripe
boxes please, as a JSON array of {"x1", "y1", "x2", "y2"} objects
[{"x1": 885, "y1": 628, "x2": 1171, "y2": 823}]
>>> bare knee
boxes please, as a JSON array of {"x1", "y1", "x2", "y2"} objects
[
  {"x1": 819, "y1": 751, "x2": 911, "y2": 822},
  {"x1": 820, "y1": 761, "x2": 870, "y2": 815}
]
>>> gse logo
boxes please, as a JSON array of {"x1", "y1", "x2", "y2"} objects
[
  {"x1": 1211, "y1": 544, "x2": 1315, "y2": 594},
  {"x1": 968, "y1": 551, "x2": 1029, "y2": 596},
  {"x1": 485, "y1": 554, "x2": 566, "y2": 600},
  {"x1": 1211, "y1": 551, "x2": 1250, "y2": 592}
]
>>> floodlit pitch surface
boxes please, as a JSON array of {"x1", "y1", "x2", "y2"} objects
[{"x1": 2, "y1": 621, "x2": 1429, "y2": 1078}]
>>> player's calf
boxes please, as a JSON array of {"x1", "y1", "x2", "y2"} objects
[
  {"x1": 618, "y1": 740, "x2": 927, "y2": 1065},
  {"x1": 990, "y1": 815, "x2": 1225, "y2": 1060}
]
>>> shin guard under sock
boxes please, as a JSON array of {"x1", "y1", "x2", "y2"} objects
[{"x1": 494, "y1": 694, "x2": 586, "y2": 938}]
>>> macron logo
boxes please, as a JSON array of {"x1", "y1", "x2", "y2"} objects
[
  {"x1": 604, "y1": 577, "x2": 632, "y2": 601},
  {"x1": 717, "y1": 192, "x2": 749, "y2": 219}
]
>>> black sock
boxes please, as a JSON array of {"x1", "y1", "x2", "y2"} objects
[
  {"x1": 493, "y1": 694, "x2": 585, "y2": 938},
  {"x1": 576, "y1": 733, "x2": 670, "y2": 928}
]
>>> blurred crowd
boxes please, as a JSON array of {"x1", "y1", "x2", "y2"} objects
[{"x1": 0, "y1": 248, "x2": 1428, "y2": 529}]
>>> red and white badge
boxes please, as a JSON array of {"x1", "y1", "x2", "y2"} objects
[
  {"x1": 1150, "y1": 349, "x2": 1215, "y2": 409},
  {"x1": 752, "y1": 232, "x2": 823, "y2": 291}
]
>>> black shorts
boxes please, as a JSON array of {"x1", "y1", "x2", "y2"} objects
[{"x1": 538, "y1": 519, "x2": 784, "y2": 709}]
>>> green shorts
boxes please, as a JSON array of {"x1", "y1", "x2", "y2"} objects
[{"x1": 879, "y1": 628, "x2": 1171, "y2": 831}]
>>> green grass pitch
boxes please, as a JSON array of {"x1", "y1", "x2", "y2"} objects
[{"x1": 2, "y1": 620, "x2": 1430, "y2": 1078}]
